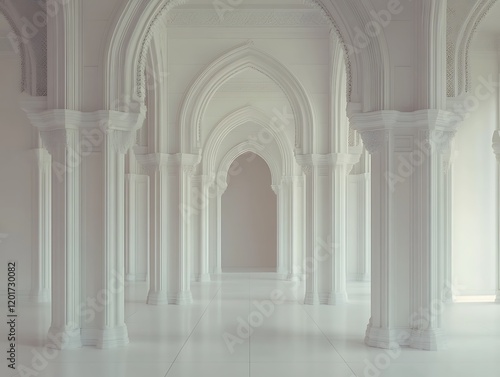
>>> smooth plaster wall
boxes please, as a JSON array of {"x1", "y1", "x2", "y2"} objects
[
  {"x1": 452, "y1": 36, "x2": 498, "y2": 296},
  {"x1": 221, "y1": 152, "x2": 277, "y2": 271}
]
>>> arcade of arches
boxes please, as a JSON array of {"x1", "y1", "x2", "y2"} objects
[{"x1": 1, "y1": 1, "x2": 500, "y2": 374}]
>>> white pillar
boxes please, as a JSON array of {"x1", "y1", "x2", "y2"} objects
[
  {"x1": 31, "y1": 148, "x2": 52, "y2": 303},
  {"x1": 36, "y1": 123, "x2": 83, "y2": 349},
  {"x1": 329, "y1": 154, "x2": 358, "y2": 304},
  {"x1": 439, "y1": 144, "x2": 454, "y2": 303},
  {"x1": 198, "y1": 175, "x2": 213, "y2": 282},
  {"x1": 169, "y1": 154, "x2": 200, "y2": 304},
  {"x1": 493, "y1": 131, "x2": 500, "y2": 303},
  {"x1": 286, "y1": 176, "x2": 302, "y2": 281},
  {"x1": 125, "y1": 174, "x2": 137, "y2": 282},
  {"x1": 137, "y1": 154, "x2": 170, "y2": 305},
  {"x1": 216, "y1": 183, "x2": 227, "y2": 274},
  {"x1": 347, "y1": 172, "x2": 371, "y2": 282},
  {"x1": 96, "y1": 121, "x2": 140, "y2": 348},
  {"x1": 351, "y1": 110, "x2": 459, "y2": 351},
  {"x1": 272, "y1": 182, "x2": 286, "y2": 278}
]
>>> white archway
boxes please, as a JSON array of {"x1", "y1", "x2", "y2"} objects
[
  {"x1": 193, "y1": 106, "x2": 303, "y2": 281},
  {"x1": 178, "y1": 42, "x2": 314, "y2": 154},
  {"x1": 102, "y1": 0, "x2": 391, "y2": 113}
]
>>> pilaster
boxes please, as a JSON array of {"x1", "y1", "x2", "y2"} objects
[{"x1": 30, "y1": 148, "x2": 52, "y2": 303}]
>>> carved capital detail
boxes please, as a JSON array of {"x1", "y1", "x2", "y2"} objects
[
  {"x1": 359, "y1": 130, "x2": 389, "y2": 154},
  {"x1": 39, "y1": 128, "x2": 80, "y2": 158}
]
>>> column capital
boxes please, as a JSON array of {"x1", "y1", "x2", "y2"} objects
[
  {"x1": 23, "y1": 108, "x2": 146, "y2": 156},
  {"x1": 349, "y1": 109, "x2": 461, "y2": 154}
]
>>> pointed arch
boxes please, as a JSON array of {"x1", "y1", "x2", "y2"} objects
[
  {"x1": 202, "y1": 106, "x2": 295, "y2": 180},
  {"x1": 178, "y1": 43, "x2": 313, "y2": 154},
  {"x1": 0, "y1": 1, "x2": 46, "y2": 96},
  {"x1": 102, "y1": 0, "x2": 390, "y2": 113}
]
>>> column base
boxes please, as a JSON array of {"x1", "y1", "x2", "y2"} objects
[
  {"x1": 126, "y1": 274, "x2": 136, "y2": 282},
  {"x1": 495, "y1": 290, "x2": 500, "y2": 303},
  {"x1": 147, "y1": 290, "x2": 169, "y2": 305},
  {"x1": 409, "y1": 328, "x2": 447, "y2": 351},
  {"x1": 327, "y1": 292, "x2": 348, "y2": 305},
  {"x1": 96, "y1": 324, "x2": 130, "y2": 349},
  {"x1": 364, "y1": 323, "x2": 410, "y2": 349},
  {"x1": 168, "y1": 291, "x2": 193, "y2": 305},
  {"x1": 304, "y1": 292, "x2": 320, "y2": 305},
  {"x1": 46, "y1": 325, "x2": 82, "y2": 350}
]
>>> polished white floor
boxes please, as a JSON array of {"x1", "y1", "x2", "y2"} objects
[{"x1": 2, "y1": 274, "x2": 500, "y2": 377}]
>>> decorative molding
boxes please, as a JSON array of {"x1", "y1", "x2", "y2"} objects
[
  {"x1": 165, "y1": 8, "x2": 331, "y2": 27},
  {"x1": 130, "y1": 0, "x2": 352, "y2": 101},
  {"x1": 202, "y1": 106, "x2": 295, "y2": 178},
  {"x1": 179, "y1": 44, "x2": 312, "y2": 154},
  {"x1": 447, "y1": 0, "x2": 497, "y2": 97}
]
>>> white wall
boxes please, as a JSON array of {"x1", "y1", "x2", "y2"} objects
[
  {"x1": 221, "y1": 153, "x2": 277, "y2": 271},
  {"x1": 452, "y1": 33, "x2": 498, "y2": 296},
  {"x1": 0, "y1": 43, "x2": 34, "y2": 297}
]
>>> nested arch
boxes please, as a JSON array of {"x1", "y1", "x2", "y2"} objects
[
  {"x1": 218, "y1": 142, "x2": 282, "y2": 191},
  {"x1": 103, "y1": 0, "x2": 391, "y2": 114},
  {"x1": 203, "y1": 106, "x2": 295, "y2": 179},
  {"x1": 180, "y1": 43, "x2": 314, "y2": 155}
]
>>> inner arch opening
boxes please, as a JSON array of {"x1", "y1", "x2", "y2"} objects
[{"x1": 221, "y1": 152, "x2": 278, "y2": 273}]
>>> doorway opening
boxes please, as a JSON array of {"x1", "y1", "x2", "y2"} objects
[{"x1": 221, "y1": 152, "x2": 277, "y2": 273}]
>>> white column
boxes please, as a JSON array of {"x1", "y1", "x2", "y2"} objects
[
  {"x1": 125, "y1": 174, "x2": 137, "y2": 282},
  {"x1": 351, "y1": 110, "x2": 459, "y2": 351},
  {"x1": 329, "y1": 154, "x2": 358, "y2": 304},
  {"x1": 169, "y1": 154, "x2": 200, "y2": 304},
  {"x1": 96, "y1": 123, "x2": 139, "y2": 348},
  {"x1": 280, "y1": 177, "x2": 298, "y2": 281},
  {"x1": 39, "y1": 125, "x2": 83, "y2": 349},
  {"x1": 439, "y1": 144, "x2": 454, "y2": 303},
  {"x1": 216, "y1": 183, "x2": 227, "y2": 274},
  {"x1": 493, "y1": 131, "x2": 500, "y2": 303},
  {"x1": 347, "y1": 172, "x2": 371, "y2": 282},
  {"x1": 272, "y1": 182, "x2": 286, "y2": 278},
  {"x1": 198, "y1": 175, "x2": 213, "y2": 282},
  {"x1": 296, "y1": 156, "x2": 331, "y2": 304},
  {"x1": 31, "y1": 148, "x2": 52, "y2": 303},
  {"x1": 138, "y1": 154, "x2": 170, "y2": 305}
]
